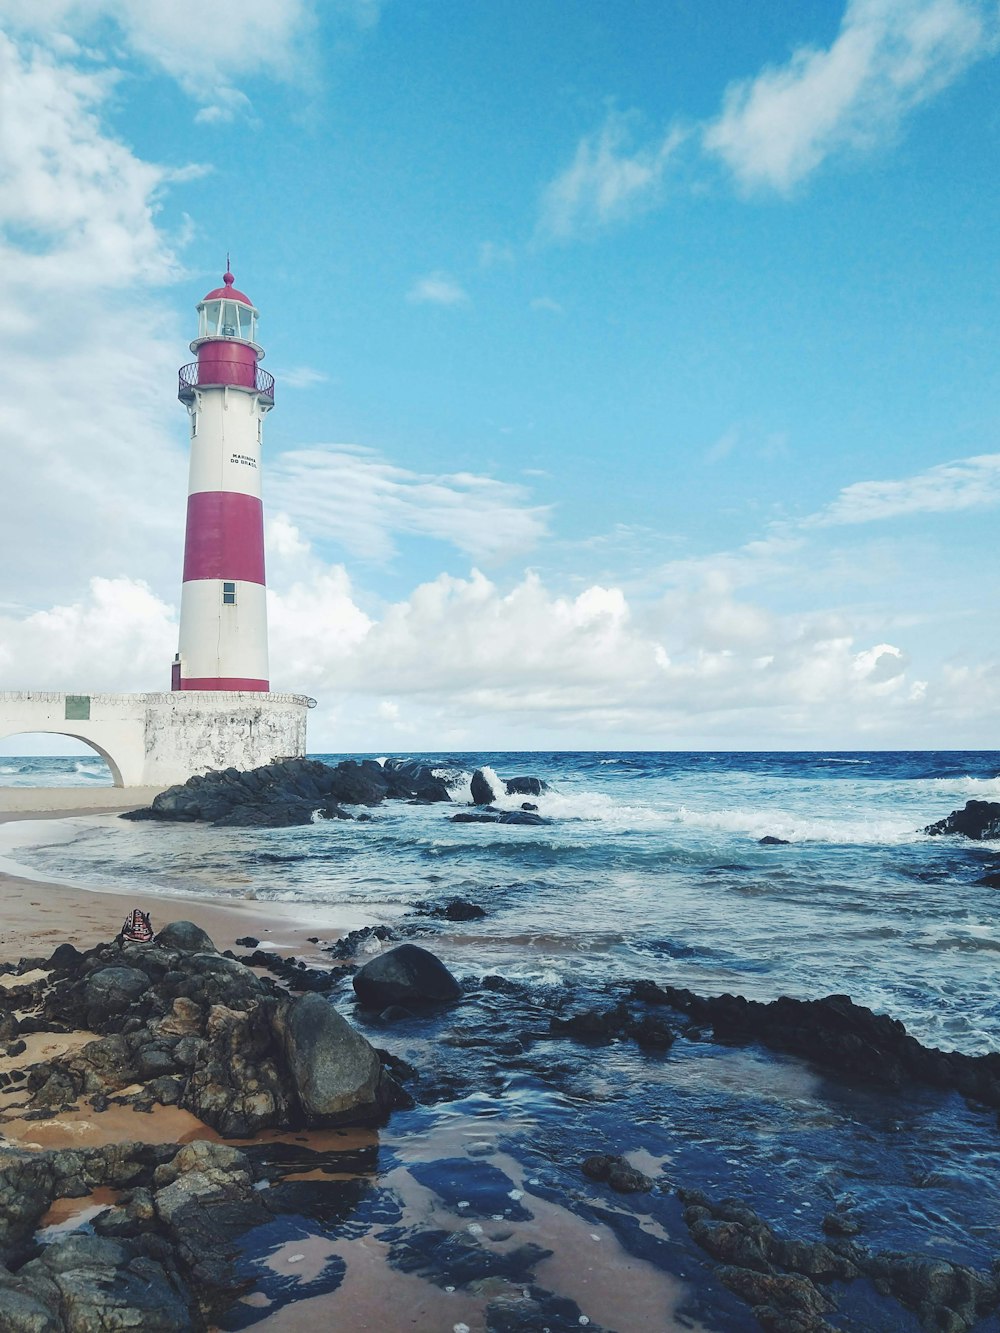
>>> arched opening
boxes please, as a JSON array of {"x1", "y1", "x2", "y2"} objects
[{"x1": 0, "y1": 733, "x2": 123, "y2": 788}]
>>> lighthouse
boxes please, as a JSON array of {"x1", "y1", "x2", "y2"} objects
[
  {"x1": 173, "y1": 270, "x2": 274, "y2": 691},
  {"x1": 0, "y1": 267, "x2": 312, "y2": 788}
]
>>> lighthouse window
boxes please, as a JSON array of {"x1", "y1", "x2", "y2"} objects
[{"x1": 223, "y1": 582, "x2": 237, "y2": 605}]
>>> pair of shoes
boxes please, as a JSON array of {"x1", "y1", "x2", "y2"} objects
[{"x1": 120, "y1": 908, "x2": 153, "y2": 944}]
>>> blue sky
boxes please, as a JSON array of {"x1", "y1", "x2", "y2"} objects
[{"x1": 0, "y1": 0, "x2": 998, "y2": 753}]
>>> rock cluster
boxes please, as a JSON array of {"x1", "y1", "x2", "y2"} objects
[
  {"x1": 628, "y1": 982, "x2": 1000, "y2": 1110},
  {"x1": 0, "y1": 922, "x2": 407, "y2": 1137},
  {"x1": 0, "y1": 1138, "x2": 284, "y2": 1329},
  {"x1": 681, "y1": 1189, "x2": 1000, "y2": 1333},
  {"x1": 122, "y1": 757, "x2": 452, "y2": 828}
]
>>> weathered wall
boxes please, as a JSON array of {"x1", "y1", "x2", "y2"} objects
[{"x1": 0, "y1": 691, "x2": 311, "y2": 787}]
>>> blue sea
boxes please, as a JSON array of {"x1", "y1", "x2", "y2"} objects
[
  {"x1": 4, "y1": 750, "x2": 1000, "y2": 1329},
  {"x1": 3, "y1": 750, "x2": 999, "y2": 1055}
]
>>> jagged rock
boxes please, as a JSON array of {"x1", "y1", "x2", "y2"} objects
[
  {"x1": 504, "y1": 776, "x2": 547, "y2": 796},
  {"x1": 925, "y1": 800, "x2": 1000, "y2": 840},
  {"x1": 275, "y1": 992, "x2": 389, "y2": 1125},
  {"x1": 353, "y1": 944, "x2": 462, "y2": 1008},
  {"x1": 122, "y1": 757, "x2": 451, "y2": 828},
  {"x1": 470, "y1": 768, "x2": 497, "y2": 805},
  {"x1": 181, "y1": 1000, "x2": 289, "y2": 1137},
  {"x1": 17, "y1": 1234, "x2": 193, "y2": 1331},
  {"x1": 155, "y1": 921, "x2": 217, "y2": 953}
]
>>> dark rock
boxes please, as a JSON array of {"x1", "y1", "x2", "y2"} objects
[
  {"x1": 450, "y1": 810, "x2": 549, "y2": 826},
  {"x1": 470, "y1": 768, "x2": 497, "y2": 805},
  {"x1": 235, "y1": 935, "x2": 260, "y2": 948},
  {"x1": 759, "y1": 835, "x2": 791, "y2": 845},
  {"x1": 925, "y1": 800, "x2": 1000, "y2": 840},
  {"x1": 353, "y1": 944, "x2": 462, "y2": 1008},
  {"x1": 16, "y1": 1234, "x2": 193, "y2": 1331},
  {"x1": 275, "y1": 992, "x2": 389, "y2": 1125},
  {"x1": 581, "y1": 1153, "x2": 653, "y2": 1192},
  {"x1": 414, "y1": 898, "x2": 487, "y2": 922},
  {"x1": 822, "y1": 1211, "x2": 862, "y2": 1237},
  {"x1": 46, "y1": 942, "x2": 84, "y2": 971},
  {"x1": 155, "y1": 920, "x2": 217, "y2": 953},
  {"x1": 504, "y1": 775, "x2": 547, "y2": 796},
  {"x1": 83, "y1": 966, "x2": 150, "y2": 1026}
]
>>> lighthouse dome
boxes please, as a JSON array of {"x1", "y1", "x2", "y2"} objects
[{"x1": 202, "y1": 270, "x2": 254, "y2": 306}]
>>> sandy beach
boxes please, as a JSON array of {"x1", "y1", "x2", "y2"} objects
[{"x1": 0, "y1": 792, "x2": 371, "y2": 965}]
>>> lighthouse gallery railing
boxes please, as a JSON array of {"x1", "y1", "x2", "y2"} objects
[{"x1": 178, "y1": 362, "x2": 275, "y2": 401}]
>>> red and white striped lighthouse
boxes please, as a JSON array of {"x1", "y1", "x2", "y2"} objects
[{"x1": 172, "y1": 269, "x2": 274, "y2": 692}]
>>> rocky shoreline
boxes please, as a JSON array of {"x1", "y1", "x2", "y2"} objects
[{"x1": 2, "y1": 906, "x2": 999, "y2": 1331}]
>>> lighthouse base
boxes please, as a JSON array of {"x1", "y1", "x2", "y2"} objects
[{"x1": 0, "y1": 691, "x2": 312, "y2": 788}]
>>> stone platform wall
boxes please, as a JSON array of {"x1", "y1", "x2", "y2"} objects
[{"x1": 0, "y1": 691, "x2": 313, "y2": 787}]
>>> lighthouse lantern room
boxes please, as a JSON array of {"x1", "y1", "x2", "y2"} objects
[{"x1": 173, "y1": 270, "x2": 275, "y2": 692}]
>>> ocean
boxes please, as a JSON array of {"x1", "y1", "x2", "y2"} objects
[
  {"x1": 3, "y1": 750, "x2": 1000, "y2": 1329},
  {"x1": 3, "y1": 750, "x2": 999, "y2": 1055}
]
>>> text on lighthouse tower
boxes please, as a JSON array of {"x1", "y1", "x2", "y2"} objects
[{"x1": 172, "y1": 270, "x2": 275, "y2": 691}]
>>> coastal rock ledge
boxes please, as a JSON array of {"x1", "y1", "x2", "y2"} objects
[
  {"x1": 924, "y1": 799, "x2": 1000, "y2": 840},
  {"x1": 122, "y1": 757, "x2": 452, "y2": 828},
  {"x1": 0, "y1": 921, "x2": 407, "y2": 1137}
]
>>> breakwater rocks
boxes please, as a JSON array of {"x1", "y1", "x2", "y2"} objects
[
  {"x1": 122, "y1": 757, "x2": 452, "y2": 828},
  {"x1": 925, "y1": 799, "x2": 1000, "y2": 840},
  {"x1": 122, "y1": 758, "x2": 554, "y2": 829}
]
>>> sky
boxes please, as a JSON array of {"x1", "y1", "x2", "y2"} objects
[{"x1": 0, "y1": 0, "x2": 998, "y2": 756}]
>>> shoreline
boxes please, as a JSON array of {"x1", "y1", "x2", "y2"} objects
[{"x1": 0, "y1": 796, "x2": 375, "y2": 966}]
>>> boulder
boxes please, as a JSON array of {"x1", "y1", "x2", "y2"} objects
[
  {"x1": 470, "y1": 769, "x2": 497, "y2": 805},
  {"x1": 83, "y1": 967, "x2": 150, "y2": 1026},
  {"x1": 504, "y1": 776, "x2": 547, "y2": 796},
  {"x1": 353, "y1": 944, "x2": 462, "y2": 1008},
  {"x1": 924, "y1": 800, "x2": 1000, "y2": 840},
  {"x1": 155, "y1": 921, "x2": 217, "y2": 953},
  {"x1": 277, "y1": 992, "x2": 387, "y2": 1125}
]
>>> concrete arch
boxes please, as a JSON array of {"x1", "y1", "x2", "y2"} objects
[{"x1": 0, "y1": 730, "x2": 123, "y2": 786}]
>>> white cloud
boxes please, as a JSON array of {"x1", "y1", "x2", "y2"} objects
[
  {"x1": 0, "y1": 578, "x2": 176, "y2": 691},
  {"x1": 539, "y1": 112, "x2": 685, "y2": 238},
  {"x1": 809, "y1": 453, "x2": 1000, "y2": 526},
  {"x1": 0, "y1": 33, "x2": 189, "y2": 608},
  {"x1": 704, "y1": 0, "x2": 995, "y2": 192},
  {"x1": 0, "y1": 34, "x2": 182, "y2": 291},
  {"x1": 406, "y1": 272, "x2": 470, "y2": 306},
  {"x1": 0, "y1": 0, "x2": 325, "y2": 116},
  {"x1": 267, "y1": 447, "x2": 551, "y2": 564},
  {"x1": 275, "y1": 366, "x2": 330, "y2": 389}
]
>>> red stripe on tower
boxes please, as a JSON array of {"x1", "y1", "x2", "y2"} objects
[{"x1": 182, "y1": 492, "x2": 266, "y2": 585}]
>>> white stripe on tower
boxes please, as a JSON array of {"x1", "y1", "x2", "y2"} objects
[{"x1": 173, "y1": 270, "x2": 274, "y2": 692}]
